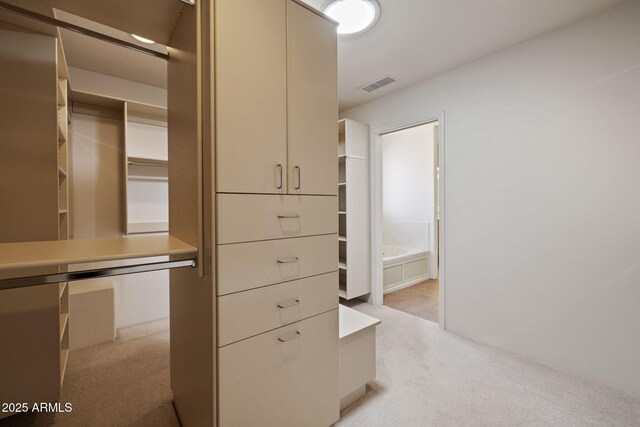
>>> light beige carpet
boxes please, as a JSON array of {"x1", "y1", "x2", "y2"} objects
[
  {"x1": 1, "y1": 321, "x2": 179, "y2": 427},
  {"x1": 3, "y1": 308, "x2": 639, "y2": 426},
  {"x1": 337, "y1": 302, "x2": 640, "y2": 426}
]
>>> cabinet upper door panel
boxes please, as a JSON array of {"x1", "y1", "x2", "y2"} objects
[
  {"x1": 287, "y1": 2, "x2": 338, "y2": 196},
  {"x1": 216, "y1": 0, "x2": 287, "y2": 194}
]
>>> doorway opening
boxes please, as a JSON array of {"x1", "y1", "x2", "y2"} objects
[{"x1": 376, "y1": 120, "x2": 441, "y2": 324}]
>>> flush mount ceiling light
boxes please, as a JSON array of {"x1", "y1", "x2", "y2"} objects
[
  {"x1": 322, "y1": 0, "x2": 380, "y2": 36},
  {"x1": 131, "y1": 34, "x2": 156, "y2": 44}
]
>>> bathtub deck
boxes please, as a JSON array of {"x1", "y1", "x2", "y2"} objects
[{"x1": 383, "y1": 279, "x2": 439, "y2": 323}]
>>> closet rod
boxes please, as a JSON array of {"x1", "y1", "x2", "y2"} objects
[
  {"x1": 0, "y1": 1, "x2": 169, "y2": 60},
  {"x1": 0, "y1": 259, "x2": 195, "y2": 291}
]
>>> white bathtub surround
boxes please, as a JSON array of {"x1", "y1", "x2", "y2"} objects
[
  {"x1": 381, "y1": 122, "x2": 437, "y2": 279},
  {"x1": 382, "y1": 245, "x2": 429, "y2": 293}
]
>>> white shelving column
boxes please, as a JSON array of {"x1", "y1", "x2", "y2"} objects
[
  {"x1": 338, "y1": 119, "x2": 371, "y2": 300},
  {"x1": 124, "y1": 101, "x2": 169, "y2": 235}
]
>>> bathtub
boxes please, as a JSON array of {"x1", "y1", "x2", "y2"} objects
[{"x1": 382, "y1": 246, "x2": 429, "y2": 294}]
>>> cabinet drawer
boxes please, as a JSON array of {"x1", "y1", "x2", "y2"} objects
[
  {"x1": 218, "y1": 272, "x2": 337, "y2": 346},
  {"x1": 216, "y1": 194, "x2": 337, "y2": 244},
  {"x1": 217, "y1": 234, "x2": 337, "y2": 295},
  {"x1": 219, "y1": 310, "x2": 339, "y2": 427}
]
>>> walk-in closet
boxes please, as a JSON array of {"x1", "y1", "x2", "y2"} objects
[{"x1": 0, "y1": 1, "x2": 341, "y2": 426}]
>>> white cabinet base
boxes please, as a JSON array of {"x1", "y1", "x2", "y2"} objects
[
  {"x1": 339, "y1": 305, "x2": 381, "y2": 411},
  {"x1": 69, "y1": 281, "x2": 116, "y2": 350},
  {"x1": 340, "y1": 385, "x2": 367, "y2": 411}
]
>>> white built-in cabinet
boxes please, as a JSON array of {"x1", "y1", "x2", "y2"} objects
[
  {"x1": 338, "y1": 119, "x2": 371, "y2": 300},
  {"x1": 213, "y1": 1, "x2": 339, "y2": 425},
  {"x1": 286, "y1": 2, "x2": 339, "y2": 195},
  {"x1": 216, "y1": 0, "x2": 337, "y2": 196}
]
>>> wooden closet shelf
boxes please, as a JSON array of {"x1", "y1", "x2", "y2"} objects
[
  {"x1": 60, "y1": 348, "x2": 69, "y2": 386},
  {"x1": 0, "y1": 235, "x2": 196, "y2": 272},
  {"x1": 59, "y1": 282, "x2": 67, "y2": 298},
  {"x1": 127, "y1": 156, "x2": 168, "y2": 167},
  {"x1": 57, "y1": 123, "x2": 65, "y2": 142},
  {"x1": 59, "y1": 313, "x2": 69, "y2": 341},
  {"x1": 57, "y1": 80, "x2": 67, "y2": 107}
]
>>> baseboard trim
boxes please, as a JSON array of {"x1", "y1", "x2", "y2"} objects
[{"x1": 383, "y1": 274, "x2": 429, "y2": 294}]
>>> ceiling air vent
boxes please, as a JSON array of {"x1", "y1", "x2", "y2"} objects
[{"x1": 360, "y1": 76, "x2": 397, "y2": 93}]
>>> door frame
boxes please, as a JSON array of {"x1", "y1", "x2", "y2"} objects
[{"x1": 369, "y1": 111, "x2": 446, "y2": 329}]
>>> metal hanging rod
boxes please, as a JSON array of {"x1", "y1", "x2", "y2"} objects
[
  {"x1": 0, "y1": 259, "x2": 196, "y2": 291},
  {"x1": 0, "y1": 1, "x2": 169, "y2": 60}
]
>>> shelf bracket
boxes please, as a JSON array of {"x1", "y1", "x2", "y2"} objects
[{"x1": 0, "y1": 259, "x2": 196, "y2": 291}]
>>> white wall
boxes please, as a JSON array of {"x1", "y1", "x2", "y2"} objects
[
  {"x1": 341, "y1": 0, "x2": 640, "y2": 398},
  {"x1": 381, "y1": 123, "x2": 435, "y2": 262}
]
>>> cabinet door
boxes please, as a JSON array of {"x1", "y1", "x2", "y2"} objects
[
  {"x1": 219, "y1": 310, "x2": 339, "y2": 427},
  {"x1": 287, "y1": 1, "x2": 338, "y2": 195},
  {"x1": 216, "y1": 0, "x2": 287, "y2": 194}
]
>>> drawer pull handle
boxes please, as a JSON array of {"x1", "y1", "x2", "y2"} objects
[
  {"x1": 294, "y1": 166, "x2": 301, "y2": 190},
  {"x1": 276, "y1": 164, "x2": 283, "y2": 190},
  {"x1": 278, "y1": 215, "x2": 301, "y2": 219},
  {"x1": 277, "y1": 257, "x2": 300, "y2": 264},
  {"x1": 278, "y1": 331, "x2": 301, "y2": 343},
  {"x1": 277, "y1": 299, "x2": 301, "y2": 309}
]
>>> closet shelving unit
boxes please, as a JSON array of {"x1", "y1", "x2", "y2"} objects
[
  {"x1": 124, "y1": 101, "x2": 169, "y2": 235},
  {"x1": 65, "y1": 89, "x2": 169, "y2": 235},
  {"x1": 337, "y1": 119, "x2": 371, "y2": 300},
  {"x1": 56, "y1": 36, "x2": 71, "y2": 383},
  {"x1": 0, "y1": 19, "x2": 197, "y2": 415},
  {"x1": 1, "y1": 1, "x2": 341, "y2": 424}
]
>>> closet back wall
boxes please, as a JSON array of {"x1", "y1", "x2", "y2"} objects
[{"x1": 71, "y1": 109, "x2": 169, "y2": 328}]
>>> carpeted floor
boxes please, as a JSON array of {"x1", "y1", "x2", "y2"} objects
[
  {"x1": 3, "y1": 307, "x2": 639, "y2": 426},
  {"x1": 383, "y1": 279, "x2": 439, "y2": 322},
  {"x1": 1, "y1": 320, "x2": 179, "y2": 427},
  {"x1": 337, "y1": 302, "x2": 640, "y2": 426}
]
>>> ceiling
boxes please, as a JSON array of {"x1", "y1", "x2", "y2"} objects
[
  {"x1": 12, "y1": 0, "x2": 624, "y2": 111},
  {"x1": 55, "y1": 10, "x2": 167, "y2": 89},
  {"x1": 2, "y1": 0, "x2": 182, "y2": 44},
  {"x1": 303, "y1": 0, "x2": 623, "y2": 110}
]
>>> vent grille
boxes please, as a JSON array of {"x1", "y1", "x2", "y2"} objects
[{"x1": 361, "y1": 76, "x2": 397, "y2": 93}]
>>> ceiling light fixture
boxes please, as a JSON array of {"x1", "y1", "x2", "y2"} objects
[
  {"x1": 322, "y1": 0, "x2": 380, "y2": 36},
  {"x1": 131, "y1": 34, "x2": 155, "y2": 44}
]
